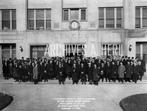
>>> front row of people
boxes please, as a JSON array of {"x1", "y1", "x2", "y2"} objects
[{"x1": 2, "y1": 58, "x2": 145, "y2": 85}]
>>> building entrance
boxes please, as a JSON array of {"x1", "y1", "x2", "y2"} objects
[
  {"x1": 30, "y1": 45, "x2": 46, "y2": 59},
  {"x1": 0, "y1": 44, "x2": 16, "y2": 60},
  {"x1": 136, "y1": 42, "x2": 147, "y2": 62}
]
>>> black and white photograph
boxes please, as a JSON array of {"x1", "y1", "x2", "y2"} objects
[{"x1": 0, "y1": 0, "x2": 147, "y2": 111}]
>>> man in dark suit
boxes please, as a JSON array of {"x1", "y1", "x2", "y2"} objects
[
  {"x1": 80, "y1": 63, "x2": 86, "y2": 84},
  {"x1": 72, "y1": 63, "x2": 79, "y2": 84},
  {"x1": 57, "y1": 63, "x2": 65, "y2": 85}
]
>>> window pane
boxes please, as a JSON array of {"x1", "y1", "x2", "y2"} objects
[
  {"x1": 99, "y1": 19, "x2": 104, "y2": 28},
  {"x1": 136, "y1": 7, "x2": 140, "y2": 28},
  {"x1": 136, "y1": 18, "x2": 140, "y2": 28},
  {"x1": 143, "y1": 18, "x2": 147, "y2": 27},
  {"x1": 63, "y1": 9, "x2": 68, "y2": 20},
  {"x1": 28, "y1": 10, "x2": 34, "y2": 20},
  {"x1": 143, "y1": 7, "x2": 147, "y2": 18},
  {"x1": 36, "y1": 20, "x2": 44, "y2": 30},
  {"x1": 117, "y1": 19, "x2": 122, "y2": 28},
  {"x1": 81, "y1": 9, "x2": 86, "y2": 21},
  {"x1": 70, "y1": 9, "x2": 79, "y2": 20},
  {"x1": 27, "y1": 20, "x2": 34, "y2": 30},
  {"x1": 12, "y1": 21, "x2": 16, "y2": 29},
  {"x1": 36, "y1": 10, "x2": 44, "y2": 20},
  {"x1": 117, "y1": 8, "x2": 122, "y2": 19},
  {"x1": 2, "y1": 10, "x2": 10, "y2": 29},
  {"x1": 99, "y1": 8, "x2": 104, "y2": 19},
  {"x1": 99, "y1": 8, "x2": 104, "y2": 28},
  {"x1": 46, "y1": 20, "x2": 51, "y2": 30},
  {"x1": 143, "y1": 7, "x2": 147, "y2": 27},
  {"x1": 117, "y1": 8, "x2": 122, "y2": 28},
  {"x1": 12, "y1": 10, "x2": 16, "y2": 29},
  {"x1": 136, "y1": 7, "x2": 140, "y2": 18},
  {"x1": 12, "y1": 10, "x2": 16, "y2": 20},
  {"x1": 106, "y1": 8, "x2": 114, "y2": 19},
  {"x1": 46, "y1": 9, "x2": 51, "y2": 20},
  {"x1": 106, "y1": 8, "x2": 114, "y2": 28}
]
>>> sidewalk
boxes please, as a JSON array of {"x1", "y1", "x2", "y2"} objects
[{"x1": 1, "y1": 78, "x2": 147, "y2": 84}]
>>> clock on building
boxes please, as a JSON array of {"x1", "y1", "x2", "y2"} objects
[{"x1": 70, "y1": 20, "x2": 80, "y2": 30}]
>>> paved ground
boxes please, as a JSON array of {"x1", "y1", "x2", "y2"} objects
[{"x1": 0, "y1": 80, "x2": 147, "y2": 111}]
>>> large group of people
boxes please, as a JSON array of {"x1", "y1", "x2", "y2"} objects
[{"x1": 2, "y1": 56, "x2": 146, "y2": 85}]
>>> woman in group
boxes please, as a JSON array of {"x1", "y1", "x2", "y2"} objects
[
  {"x1": 93, "y1": 64, "x2": 100, "y2": 85},
  {"x1": 118, "y1": 62, "x2": 126, "y2": 83}
]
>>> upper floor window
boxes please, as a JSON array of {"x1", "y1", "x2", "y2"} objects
[
  {"x1": 2, "y1": 9, "x2": 16, "y2": 30},
  {"x1": 135, "y1": 6, "x2": 147, "y2": 28},
  {"x1": 63, "y1": 8, "x2": 86, "y2": 21},
  {"x1": 27, "y1": 9, "x2": 51, "y2": 30},
  {"x1": 99, "y1": 7, "x2": 123, "y2": 29}
]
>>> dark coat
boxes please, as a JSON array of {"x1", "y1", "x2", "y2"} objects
[
  {"x1": 138, "y1": 64, "x2": 144, "y2": 76},
  {"x1": 80, "y1": 67, "x2": 86, "y2": 81},
  {"x1": 111, "y1": 64, "x2": 117, "y2": 79},
  {"x1": 93, "y1": 67, "x2": 99, "y2": 81},
  {"x1": 132, "y1": 65, "x2": 139, "y2": 81},
  {"x1": 72, "y1": 67, "x2": 79, "y2": 81},
  {"x1": 57, "y1": 66, "x2": 65, "y2": 81},
  {"x1": 126, "y1": 64, "x2": 133, "y2": 78},
  {"x1": 105, "y1": 64, "x2": 111, "y2": 78},
  {"x1": 87, "y1": 66, "x2": 93, "y2": 81}
]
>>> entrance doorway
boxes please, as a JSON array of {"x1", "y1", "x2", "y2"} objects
[
  {"x1": 65, "y1": 43, "x2": 85, "y2": 58},
  {"x1": 30, "y1": 45, "x2": 46, "y2": 59},
  {"x1": 0, "y1": 44, "x2": 16, "y2": 60},
  {"x1": 136, "y1": 42, "x2": 147, "y2": 62},
  {"x1": 136, "y1": 42, "x2": 147, "y2": 78}
]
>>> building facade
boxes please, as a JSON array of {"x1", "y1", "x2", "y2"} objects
[{"x1": 0, "y1": 0, "x2": 147, "y2": 61}]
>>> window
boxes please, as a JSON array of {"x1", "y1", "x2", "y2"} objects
[
  {"x1": 99, "y1": 7, "x2": 123, "y2": 29},
  {"x1": 99, "y1": 8, "x2": 104, "y2": 28},
  {"x1": 143, "y1": 7, "x2": 147, "y2": 27},
  {"x1": 70, "y1": 9, "x2": 79, "y2": 20},
  {"x1": 135, "y1": 7, "x2": 140, "y2": 28},
  {"x1": 2, "y1": 9, "x2": 16, "y2": 30},
  {"x1": 106, "y1": 8, "x2": 114, "y2": 28},
  {"x1": 117, "y1": 8, "x2": 122, "y2": 28},
  {"x1": 102, "y1": 44, "x2": 121, "y2": 56},
  {"x1": 63, "y1": 9, "x2": 69, "y2": 21},
  {"x1": 36, "y1": 10, "x2": 44, "y2": 30},
  {"x1": 63, "y1": 8, "x2": 86, "y2": 21},
  {"x1": 46, "y1": 9, "x2": 51, "y2": 30},
  {"x1": 81, "y1": 9, "x2": 86, "y2": 21},
  {"x1": 27, "y1": 9, "x2": 51, "y2": 30},
  {"x1": 135, "y1": 6, "x2": 147, "y2": 28}
]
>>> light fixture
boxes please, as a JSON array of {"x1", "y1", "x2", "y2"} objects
[
  {"x1": 20, "y1": 46, "x2": 23, "y2": 52},
  {"x1": 129, "y1": 44, "x2": 132, "y2": 52}
]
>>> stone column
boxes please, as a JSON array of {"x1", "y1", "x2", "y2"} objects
[
  {"x1": 0, "y1": 10, "x2": 2, "y2": 30},
  {"x1": 16, "y1": 0, "x2": 27, "y2": 31},
  {"x1": 140, "y1": 44, "x2": 143, "y2": 60},
  {"x1": 0, "y1": 45, "x2": 3, "y2": 78},
  {"x1": 123, "y1": 0, "x2": 135, "y2": 29}
]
